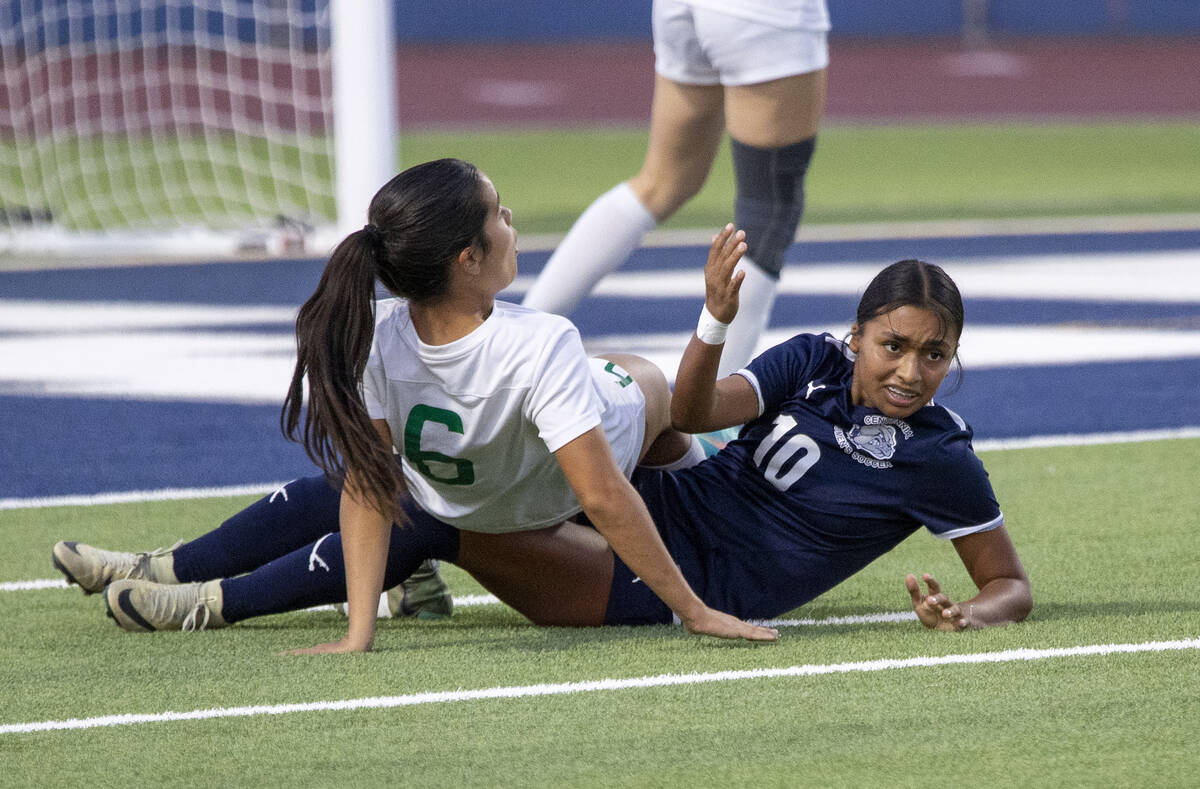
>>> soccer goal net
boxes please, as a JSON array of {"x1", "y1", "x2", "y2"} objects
[{"x1": 1, "y1": 0, "x2": 394, "y2": 259}]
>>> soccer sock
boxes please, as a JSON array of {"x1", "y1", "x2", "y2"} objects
[
  {"x1": 522, "y1": 182, "x2": 657, "y2": 315},
  {"x1": 219, "y1": 513, "x2": 460, "y2": 623},
  {"x1": 640, "y1": 435, "x2": 706, "y2": 471},
  {"x1": 171, "y1": 475, "x2": 341, "y2": 583},
  {"x1": 718, "y1": 257, "x2": 778, "y2": 377}
]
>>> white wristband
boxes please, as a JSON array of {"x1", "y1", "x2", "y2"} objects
[{"x1": 696, "y1": 305, "x2": 730, "y2": 345}]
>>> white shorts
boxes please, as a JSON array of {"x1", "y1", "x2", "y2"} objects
[
  {"x1": 590, "y1": 357, "x2": 647, "y2": 479},
  {"x1": 653, "y1": 0, "x2": 830, "y2": 87}
]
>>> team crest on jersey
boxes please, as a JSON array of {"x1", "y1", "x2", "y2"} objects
[
  {"x1": 847, "y1": 424, "x2": 897, "y2": 460},
  {"x1": 834, "y1": 416, "x2": 913, "y2": 469}
]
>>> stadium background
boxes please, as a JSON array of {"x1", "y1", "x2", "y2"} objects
[
  {"x1": 3, "y1": 4, "x2": 1200, "y2": 785},
  {"x1": 3, "y1": 3, "x2": 1198, "y2": 501}
]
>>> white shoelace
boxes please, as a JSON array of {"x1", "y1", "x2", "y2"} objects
[{"x1": 181, "y1": 599, "x2": 213, "y2": 632}]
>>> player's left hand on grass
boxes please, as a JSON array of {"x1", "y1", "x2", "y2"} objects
[
  {"x1": 681, "y1": 607, "x2": 779, "y2": 642},
  {"x1": 703, "y1": 224, "x2": 747, "y2": 324},
  {"x1": 906, "y1": 573, "x2": 971, "y2": 631}
]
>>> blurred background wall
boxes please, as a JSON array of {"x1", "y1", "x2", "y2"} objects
[{"x1": 393, "y1": 0, "x2": 1200, "y2": 41}]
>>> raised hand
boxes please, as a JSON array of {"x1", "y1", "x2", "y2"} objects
[
  {"x1": 906, "y1": 573, "x2": 971, "y2": 631},
  {"x1": 703, "y1": 224, "x2": 748, "y2": 324}
]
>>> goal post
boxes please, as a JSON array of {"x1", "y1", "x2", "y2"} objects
[
  {"x1": 0, "y1": 0, "x2": 396, "y2": 260},
  {"x1": 331, "y1": 0, "x2": 396, "y2": 245}
]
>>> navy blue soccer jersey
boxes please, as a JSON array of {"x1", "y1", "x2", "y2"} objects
[{"x1": 621, "y1": 333, "x2": 1003, "y2": 623}]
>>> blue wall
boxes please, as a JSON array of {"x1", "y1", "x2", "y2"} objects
[
  {"x1": 7, "y1": 1, "x2": 1197, "y2": 48},
  {"x1": 393, "y1": 0, "x2": 1200, "y2": 41}
]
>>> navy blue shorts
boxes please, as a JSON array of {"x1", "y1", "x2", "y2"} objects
[
  {"x1": 602, "y1": 468, "x2": 711, "y2": 626},
  {"x1": 603, "y1": 552, "x2": 674, "y2": 626}
]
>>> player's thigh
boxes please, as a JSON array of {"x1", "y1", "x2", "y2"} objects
[
  {"x1": 629, "y1": 75, "x2": 725, "y2": 220},
  {"x1": 455, "y1": 523, "x2": 615, "y2": 627},
  {"x1": 724, "y1": 68, "x2": 827, "y2": 147},
  {"x1": 594, "y1": 352, "x2": 671, "y2": 458}
]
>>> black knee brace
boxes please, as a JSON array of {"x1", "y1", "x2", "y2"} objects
[{"x1": 730, "y1": 135, "x2": 816, "y2": 277}]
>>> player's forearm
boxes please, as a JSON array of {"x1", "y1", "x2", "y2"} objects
[
  {"x1": 671, "y1": 335, "x2": 725, "y2": 433},
  {"x1": 338, "y1": 485, "x2": 392, "y2": 650},
  {"x1": 964, "y1": 577, "x2": 1033, "y2": 628},
  {"x1": 584, "y1": 485, "x2": 707, "y2": 623}
]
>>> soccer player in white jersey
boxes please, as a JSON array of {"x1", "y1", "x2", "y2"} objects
[
  {"x1": 524, "y1": 0, "x2": 829, "y2": 376},
  {"x1": 58, "y1": 226, "x2": 1030, "y2": 636},
  {"x1": 83, "y1": 159, "x2": 775, "y2": 647}
]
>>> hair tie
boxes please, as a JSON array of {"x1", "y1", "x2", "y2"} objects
[{"x1": 361, "y1": 223, "x2": 381, "y2": 245}]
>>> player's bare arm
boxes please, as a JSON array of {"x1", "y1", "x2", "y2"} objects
[
  {"x1": 908, "y1": 526, "x2": 1032, "y2": 631},
  {"x1": 673, "y1": 225, "x2": 761, "y2": 433},
  {"x1": 556, "y1": 427, "x2": 778, "y2": 642}
]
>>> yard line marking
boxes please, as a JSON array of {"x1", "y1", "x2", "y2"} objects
[
  {"x1": 0, "y1": 579, "x2": 69, "y2": 591},
  {"x1": 4, "y1": 638, "x2": 1196, "y2": 736},
  {"x1": 4, "y1": 426, "x2": 1196, "y2": 511},
  {"x1": 974, "y1": 426, "x2": 1200, "y2": 451},
  {"x1": 0, "y1": 483, "x2": 289, "y2": 510},
  {"x1": 0, "y1": 578, "x2": 501, "y2": 611},
  {"x1": 303, "y1": 593, "x2": 502, "y2": 613},
  {"x1": 763, "y1": 612, "x2": 918, "y2": 627},
  {"x1": 0, "y1": 581, "x2": 911, "y2": 629},
  {"x1": 517, "y1": 214, "x2": 1200, "y2": 251},
  {"x1": 503, "y1": 250, "x2": 1200, "y2": 302}
]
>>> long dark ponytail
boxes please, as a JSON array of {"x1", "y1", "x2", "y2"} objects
[{"x1": 282, "y1": 158, "x2": 488, "y2": 517}]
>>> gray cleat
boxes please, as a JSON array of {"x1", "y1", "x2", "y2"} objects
[
  {"x1": 387, "y1": 559, "x2": 454, "y2": 620},
  {"x1": 103, "y1": 579, "x2": 226, "y2": 632},
  {"x1": 52, "y1": 540, "x2": 180, "y2": 594}
]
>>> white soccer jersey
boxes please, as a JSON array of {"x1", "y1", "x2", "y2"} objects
[
  {"x1": 362, "y1": 299, "x2": 642, "y2": 533},
  {"x1": 675, "y1": 0, "x2": 830, "y2": 31}
]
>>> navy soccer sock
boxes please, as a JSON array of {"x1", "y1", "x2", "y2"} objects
[
  {"x1": 219, "y1": 508, "x2": 460, "y2": 623},
  {"x1": 171, "y1": 474, "x2": 341, "y2": 582}
]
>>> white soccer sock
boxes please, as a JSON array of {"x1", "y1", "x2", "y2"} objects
[
  {"x1": 641, "y1": 435, "x2": 707, "y2": 472},
  {"x1": 522, "y1": 182, "x2": 658, "y2": 315},
  {"x1": 718, "y1": 257, "x2": 778, "y2": 378}
]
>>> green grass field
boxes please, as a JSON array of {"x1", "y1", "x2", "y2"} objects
[
  {"x1": 4, "y1": 117, "x2": 1199, "y2": 784},
  {"x1": 6, "y1": 121, "x2": 1199, "y2": 234},
  {"x1": 3, "y1": 439, "x2": 1199, "y2": 786},
  {"x1": 401, "y1": 121, "x2": 1200, "y2": 232}
]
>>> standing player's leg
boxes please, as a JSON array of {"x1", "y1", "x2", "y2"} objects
[
  {"x1": 522, "y1": 76, "x2": 724, "y2": 316},
  {"x1": 718, "y1": 66, "x2": 826, "y2": 376}
]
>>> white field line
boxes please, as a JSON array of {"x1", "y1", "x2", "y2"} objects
[
  {"x1": 0, "y1": 580, "x2": 913, "y2": 629},
  {"x1": 0, "y1": 482, "x2": 293, "y2": 511},
  {"x1": 3, "y1": 426, "x2": 1197, "y2": 513},
  {"x1": 762, "y1": 612, "x2": 918, "y2": 627},
  {"x1": 972, "y1": 425, "x2": 1200, "y2": 452},
  {"x1": 1, "y1": 579, "x2": 69, "y2": 591},
  {"x1": 3, "y1": 638, "x2": 1197, "y2": 736},
  {"x1": 518, "y1": 214, "x2": 1200, "y2": 253},
  {"x1": 0, "y1": 580, "x2": 915, "y2": 628},
  {"x1": 0, "y1": 578, "x2": 505, "y2": 609}
]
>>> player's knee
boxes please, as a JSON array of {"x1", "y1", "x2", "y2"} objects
[
  {"x1": 629, "y1": 169, "x2": 705, "y2": 222},
  {"x1": 731, "y1": 135, "x2": 816, "y2": 277}
]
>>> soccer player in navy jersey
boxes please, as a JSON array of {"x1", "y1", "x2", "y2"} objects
[
  {"x1": 55, "y1": 225, "x2": 1030, "y2": 638},
  {"x1": 611, "y1": 225, "x2": 1031, "y2": 630}
]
